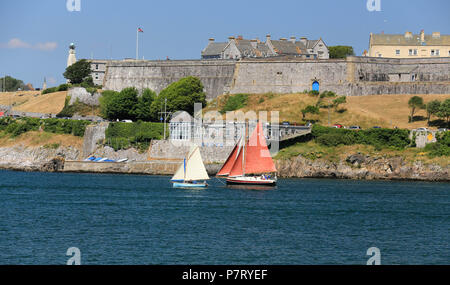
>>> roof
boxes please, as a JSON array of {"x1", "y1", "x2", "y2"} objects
[
  {"x1": 371, "y1": 33, "x2": 450, "y2": 46},
  {"x1": 234, "y1": 39, "x2": 257, "y2": 57},
  {"x1": 170, "y1": 111, "x2": 193, "y2": 123},
  {"x1": 306, "y1": 40, "x2": 319, "y2": 49},
  {"x1": 202, "y1": 42, "x2": 228, "y2": 56},
  {"x1": 270, "y1": 40, "x2": 300, "y2": 55}
]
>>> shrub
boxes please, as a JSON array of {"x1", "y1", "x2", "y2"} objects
[
  {"x1": 220, "y1": 93, "x2": 249, "y2": 113},
  {"x1": 105, "y1": 121, "x2": 166, "y2": 151},
  {"x1": 312, "y1": 125, "x2": 411, "y2": 150}
]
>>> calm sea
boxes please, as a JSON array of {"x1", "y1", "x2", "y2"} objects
[{"x1": 0, "y1": 170, "x2": 448, "y2": 265}]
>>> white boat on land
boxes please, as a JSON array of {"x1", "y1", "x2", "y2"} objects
[
  {"x1": 116, "y1": 158, "x2": 128, "y2": 163},
  {"x1": 217, "y1": 121, "x2": 277, "y2": 187},
  {"x1": 171, "y1": 144, "x2": 209, "y2": 188}
]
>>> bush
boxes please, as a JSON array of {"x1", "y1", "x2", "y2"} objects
[
  {"x1": 424, "y1": 131, "x2": 450, "y2": 157},
  {"x1": 42, "y1": 87, "x2": 59, "y2": 94},
  {"x1": 220, "y1": 93, "x2": 249, "y2": 113},
  {"x1": 0, "y1": 117, "x2": 90, "y2": 138},
  {"x1": 105, "y1": 121, "x2": 166, "y2": 151},
  {"x1": 312, "y1": 125, "x2": 411, "y2": 149}
]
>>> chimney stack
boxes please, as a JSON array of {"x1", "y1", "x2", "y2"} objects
[
  {"x1": 228, "y1": 36, "x2": 235, "y2": 42},
  {"x1": 404, "y1": 31, "x2": 413, "y2": 39},
  {"x1": 420, "y1": 29, "x2": 425, "y2": 43},
  {"x1": 280, "y1": 38, "x2": 287, "y2": 41},
  {"x1": 209, "y1": 38, "x2": 215, "y2": 44},
  {"x1": 266, "y1": 34, "x2": 271, "y2": 42},
  {"x1": 432, "y1": 32, "x2": 441, "y2": 39},
  {"x1": 289, "y1": 36, "x2": 296, "y2": 43},
  {"x1": 299, "y1": 37, "x2": 307, "y2": 46},
  {"x1": 250, "y1": 39, "x2": 258, "y2": 49}
]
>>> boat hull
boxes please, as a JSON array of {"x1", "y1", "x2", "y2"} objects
[
  {"x1": 172, "y1": 182, "x2": 208, "y2": 188},
  {"x1": 226, "y1": 176, "x2": 277, "y2": 186}
]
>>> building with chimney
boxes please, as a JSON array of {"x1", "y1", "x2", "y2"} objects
[
  {"x1": 201, "y1": 35, "x2": 329, "y2": 60},
  {"x1": 368, "y1": 30, "x2": 450, "y2": 58}
]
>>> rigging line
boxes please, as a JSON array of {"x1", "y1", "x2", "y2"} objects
[{"x1": 214, "y1": 177, "x2": 227, "y2": 185}]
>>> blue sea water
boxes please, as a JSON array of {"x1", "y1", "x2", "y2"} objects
[{"x1": 0, "y1": 170, "x2": 448, "y2": 265}]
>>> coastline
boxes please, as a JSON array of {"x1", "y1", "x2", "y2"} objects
[{"x1": 0, "y1": 145, "x2": 447, "y2": 182}]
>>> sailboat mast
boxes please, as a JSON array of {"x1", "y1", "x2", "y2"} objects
[{"x1": 243, "y1": 121, "x2": 247, "y2": 176}]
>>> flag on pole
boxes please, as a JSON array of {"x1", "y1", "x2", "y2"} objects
[{"x1": 138, "y1": 28, "x2": 144, "y2": 33}]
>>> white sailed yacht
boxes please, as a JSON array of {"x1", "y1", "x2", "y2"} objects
[{"x1": 171, "y1": 144, "x2": 210, "y2": 188}]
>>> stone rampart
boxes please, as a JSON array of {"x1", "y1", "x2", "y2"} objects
[{"x1": 103, "y1": 57, "x2": 450, "y2": 99}]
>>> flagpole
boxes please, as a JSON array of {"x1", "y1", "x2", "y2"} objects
[{"x1": 136, "y1": 28, "x2": 139, "y2": 60}]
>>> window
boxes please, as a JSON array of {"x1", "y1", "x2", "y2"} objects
[
  {"x1": 409, "y1": 49, "x2": 417, "y2": 56},
  {"x1": 395, "y1": 50, "x2": 400, "y2": 55},
  {"x1": 95, "y1": 64, "x2": 98, "y2": 70},
  {"x1": 431, "y1": 50, "x2": 435, "y2": 56},
  {"x1": 378, "y1": 54, "x2": 382, "y2": 57},
  {"x1": 436, "y1": 49, "x2": 440, "y2": 56}
]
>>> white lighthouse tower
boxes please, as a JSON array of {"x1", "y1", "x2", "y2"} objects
[{"x1": 67, "y1": 43, "x2": 77, "y2": 67}]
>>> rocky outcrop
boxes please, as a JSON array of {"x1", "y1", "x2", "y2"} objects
[
  {"x1": 275, "y1": 153, "x2": 449, "y2": 182},
  {"x1": 68, "y1": 87, "x2": 101, "y2": 106},
  {"x1": 0, "y1": 145, "x2": 80, "y2": 172}
]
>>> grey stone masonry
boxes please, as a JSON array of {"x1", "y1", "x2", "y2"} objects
[
  {"x1": 104, "y1": 59, "x2": 236, "y2": 100},
  {"x1": 103, "y1": 56, "x2": 450, "y2": 99}
]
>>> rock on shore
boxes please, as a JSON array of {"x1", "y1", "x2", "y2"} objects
[
  {"x1": 0, "y1": 145, "x2": 80, "y2": 172},
  {"x1": 275, "y1": 153, "x2": 449, "y2": 182}
]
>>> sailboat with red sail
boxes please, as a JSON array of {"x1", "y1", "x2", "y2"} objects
[{"x1": 217, "y1": 121, "x2": 277, "y2": 186}]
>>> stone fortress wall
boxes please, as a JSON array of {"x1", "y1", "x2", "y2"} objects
[{"x1": 103, "y1": 56, "x2": 450, "y2": 99}]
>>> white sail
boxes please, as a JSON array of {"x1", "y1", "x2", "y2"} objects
[
  {"x1": 185, "y1": 145, "x2": 210, "y2": 181},
  {"x1": 171, "y1": 144, "x2": 209, "y2": 181}
]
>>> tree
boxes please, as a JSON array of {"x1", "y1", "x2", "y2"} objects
[
  {"x1": 151, "y1": 76, "x2": 206, "y2": 118},
  {"x1": 329, "y1": 46, "x2": 355, "y2": 59},
  {"x1": 332, "y1": 96, "x2": 347, "y2": 111},
  {"x1": 99, "y1": 90, "x2": 119, "y2": 118},
  {"x1": 105, "y1": 87, "x2": 139, "y2": 120},
  {"x1": 408, "y1": 96, "x2": 424, "y2": 122},
  {"x1": 301, "y1": 105, "x2": 320, "y2": 120},
  {"x1": 0, "y1": 76, "x2": 26, "y2": 91},
  {"x1": 426, "y1": 100, "x2": 441, "y2": 124},
  {"x1": 63, "y1": 59, "x2": 91, "y2": 84},
  {"x1": 437, "y1": 99, "x2": 450, "y2": 125},
  {"x1": 134, "y1": 88, "x2": 157, "y2": 121}
]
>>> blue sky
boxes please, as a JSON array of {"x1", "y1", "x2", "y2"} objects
[{"x1": 0, "y1": 0, "x2": 449, "y2": 88}]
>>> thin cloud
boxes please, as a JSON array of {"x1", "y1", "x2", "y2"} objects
[{"x1": 1, "y1": 38, "x2": 58, "y2": 51}]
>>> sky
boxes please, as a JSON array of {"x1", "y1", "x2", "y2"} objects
[{"x1": 0, "y1": 0, "x2": 449, "y2": 88}]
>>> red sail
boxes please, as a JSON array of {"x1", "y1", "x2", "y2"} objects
[
  {"x1": 229, "y1": 143, "x2": 244, "y2": 177},
  {"x1": 245, "y1": 121, "x2": 277, "y2": 174},
  {"x1": 228, "y1": 122, "x2": 276, "y2": 177},
  {"x1": 217, "y1": 139, "x2": 241, "y2": 176}
]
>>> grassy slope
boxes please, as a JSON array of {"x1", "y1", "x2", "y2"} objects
[
  {"x1": 0, "y1": 130, "x2": 84, "y2": 149},
  {"x1": 204, "y1": 93, "x2": 450, "y2": 130},
  {"x1": 205, "y1": 92, "x2": 450, "y2": 165},
  {"x1": 0, "y1": 91, "x2": 67, "y2": 114}
]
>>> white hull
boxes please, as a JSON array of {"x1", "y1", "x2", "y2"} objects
[{"x1": 226, "y1": 176, "x2": 277, "y2": 186}]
